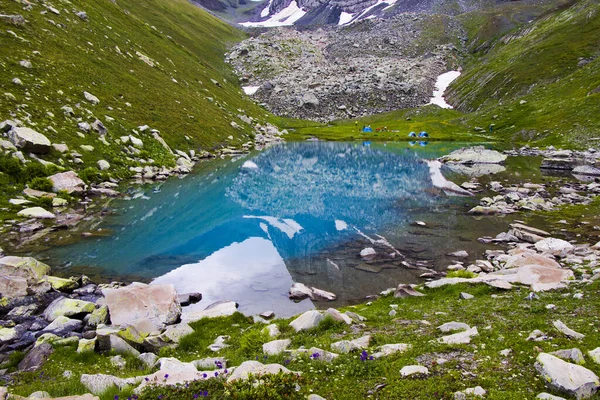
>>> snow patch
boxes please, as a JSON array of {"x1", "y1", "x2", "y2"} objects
[
  {"x1": 429, "y1": 71, "x2": 461, "y2": 109},
  {"x1": 242, "y1": 86, "x2": 260, "y2": 96},
  {"x1": 244, "y1": 215, "x2": 304, "y2": 239},
  {"x1": 242, "y1": 160, "x2": 259, "y2": 169},
  {"x1": 240, "y1": 1, "x2": 306, "y2": 27},
  {"x1": 335, "y1": 220, "x2": 348, "y2": 231},
  {"x1": 338, "y1": 12, "x2": 354, "y2": 25}
]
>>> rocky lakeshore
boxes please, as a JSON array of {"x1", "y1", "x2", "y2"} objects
[
  {"x1": 0, "y1": 118, "x2": 287, "y2": 254},
  {"x1": 1, "y1": 146, "x2": 600, "y2": 398}
]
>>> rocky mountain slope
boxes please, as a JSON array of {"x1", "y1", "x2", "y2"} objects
[
  {"x1": 447, "y1": 0, "x2": 600, "y2": 146},
  {"x1": 228, "y1": 14, "x2": 463, "y2": 121}
]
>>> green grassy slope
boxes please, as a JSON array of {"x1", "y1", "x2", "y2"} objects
[
  {"x1": 0, "y1": 0, "x2": 268, "y2": 170},
  {"x1": 447, "y1": 0, "x2": 600, "y2": 147}
]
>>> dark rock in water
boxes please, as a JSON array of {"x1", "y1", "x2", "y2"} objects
[
  {"x1": 178, "y1": 292, "x2": 202, "y2": 307},
  {"x1": 18, "y1": 343, "x2": 54, "y2": 372},
  {"x1": 355, "y1": 263, "x2": 383, "y2": 273},
  {"x1": 540, "y1": 158, "x2": 582, "y2": 170},
  {"x1": 260, "y1": 311, "x2": 275, "y2": 319}
]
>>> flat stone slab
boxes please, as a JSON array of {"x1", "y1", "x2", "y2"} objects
[
  {"x1": 226, "y1": 361, "x2": 297, "y2": 383},
  {"x1": 438, "y1": 327, "x2": 478, "y2": 345}
]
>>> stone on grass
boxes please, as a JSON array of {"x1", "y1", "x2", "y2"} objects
[
  {"x1": 207, "y1": 335, "x2": 229, "y2": 352},
  {"x1": 18, "y1": 343, "x2": 53, "y2": 372},
  {"x1": 553, "y1": 320, "x2": 585, "y2": 340},
  {"x1": 43, "y1": 297, "x2": 95, "y2": 321},
  {"x1": 438, "y1": 322, "x2": 470, "y2": 333},
  {"x1": 535, "y1": 353, "x2": 599, "y2": 399},
  {"x1": 182, "y1": 300, "x2": 238, "y2": 323},
  {"x1": 97, "y1": 160, "x2": 110, "y2": 171},
  {"x1": 80, "y1": 374, "x2": 144, "y2": 395},
  {"x1": 454, "y1": 386, "x2": 487, "y2": 399},
  {"x1": 537, "y1": 393, "x2": 566, "y2": 400},
  {"x1": 372, "y1": 343, "x2": 411, "y2": 359},
  {"x1": 535, "y1": 238, "x2": 575, "y2": 256},
  {"x1": 460, "y1": 292, "x2": 474, "y2": 300},
  {"x1": 110, "y1": 355, "x2": 126, "y2": 369},
  {"x1": 400, "y1": 365, "x2": 429, "y2": 377},
  {"x1": 308, "y1": 395, "x2": 326, "y2": 400},
  {"x1": 439, "y1": 327, "x2": 478, "y2": 344},
  {"x1": 193, "y1": 357, "x2": 226, "y2": 370},
  {"x1": 588, "y1": 348, "x2": 600, "y2": 364},
  {"x1": 263, "y1": 339, "x2": 291, "y2": 355},
  {"x1": 77, "y1": 338, "x2": 96, "y2": 353},
  {"x1": 103, "y1": 283, "x2": 181, "y2": 334},
  {"x1": 394, "y1": 284, "x2": 425, "y2": 298},
  {"x1": 551, "y1": 348, "x2": 585, "y2": 364},
  {"x1": 331, "y1": 335, "x2": 371, "y2": 354},
  {"x1": 48, "y1": 171, "x2": 86, "y2": 194},
  {"x1": 105, "y1": 335, "x2": 140, "y2": 357},
  {"x1": 289, "y1": 310, "x2": 323, "y2": 332},
  {"x1": 8, "y1": 127, "x2": 51, "y2": 153},
  {"x1": 263, "y1": 324, "x2": 280, "y2": 338},
  {"x1": 17, "y1": 207, "x2": 55, "y2": 219},
  {"x1": 226, "y1": 361, "x2": 296, "y2": 383},
  {"x1": 83, "y1": 91, "x2": 99, "y2": 104},
  {"x1": 325, "y1": 308, "x2": 352, "y2": 324}
]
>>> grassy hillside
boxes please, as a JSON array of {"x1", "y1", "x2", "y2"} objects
[
  {"x1": 447, "y1": 0, "x2": 600, "y2": 147},
  {"x1": 0, "y1": 0, "x2": 269, "y2": 173}
]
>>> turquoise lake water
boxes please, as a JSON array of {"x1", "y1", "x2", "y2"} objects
[{"x1": 44, "y1": 141, "x2": 519, "y2": 317}]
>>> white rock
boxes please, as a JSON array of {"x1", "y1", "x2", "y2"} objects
[
  {"x1": 535, "y1": 353, "x2": 599, "y2": 398},
  {"x1": 48, "y1": 171, "x2": 86, "y2": 194},
  {"x1": 439, "y1": 327, "x2": 478, "y2": 344},
  {"x1": 438, "y1": 322, "x2": 470, "y2": 333},
  {"x1": 263, "y1": 339, "x2": 291, "y2": 355},
  {"x1": 535, "y1": 238, "x2": 575, "y2": 256},
  {"x1": 553, "y1": 320, "x2": 585, "y2": 340},
  {"x1": 372, "y1": 343, "x2": 411, "y2": 359},
  {"x1": 536, "y1": 393, "x2": 566, "y2": 400},
  {"x1": 83, "y1": 91, "x2": 99, "y2": 104},
  {"x1": 360, "y1": 247, "x2": 376, "y2": 259},
  {"x1": 289, "y1": 310, "x2": 323, "y2": 332},
  {"x1": 226, "y1": 361, "x2": 296, "y2": 383},
  {"x1": 97, "y1": 160, "x2": 110, "y2": 171},
  {"x1": 400, "y1": 365, "x2": 429, "y2": 377},
  {"x1": 17, "y1": 207, "x2": 55, "y2": 219}
]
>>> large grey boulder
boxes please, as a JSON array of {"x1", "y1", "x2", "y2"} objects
[
  {"x1": 0, "y1": 276, "x2": 29, "y2": 298},
  {"x1": 8, "y1": 127, "x2": 51, "y2": 153},
  {"x1": 289, "y1": 310, "x2": 323, "y2": 332},
  {"x1": 42, "y1": 316, "x2": 83, "y2": 335},
  {"x1": 43, "y1": 297, "x2": 95, "y2": 322},
  {"x1": 17, "y1": 207, "x2": 56, "y2": 219},
  {"x1": 0, "y1": 256, "x2": 50, "y2": 285},
  {"x1": 48, "y1": 171, "x2": 86, "y2": 194},
  {"x1": 103, "y1": 283, "x2": 181, "y2": 334},
  {"x1": 534, "y1": 238, "x2": 575, "y2": 256},
  {"x1": 331, "y1": 335, "x2": 371, "y2": 353},
  {"x1": 535, "y1": 353, "x2": 599, "y2": 398},
  {"x1": 440, "y1": 146, "x2": 507, "y2": 164},
  {"x1": 372, "y1": 343, "x2": 411, "y2": 359}
]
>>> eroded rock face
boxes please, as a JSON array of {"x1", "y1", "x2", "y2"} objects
[
  {"x1": 535, "y1": 353, "x2": 600, "y2": 399},
  {"x1": 103, "y1": 283, "x2": 181, "y2": 335}
]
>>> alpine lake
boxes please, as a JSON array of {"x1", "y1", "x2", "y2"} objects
[{"x1": 29, "y1": 141, "x2": 578, "y2": 318}]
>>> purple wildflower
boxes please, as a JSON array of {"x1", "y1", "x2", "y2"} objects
[
  {"x1": 164, "y1": 374, "x2": 169, "y2": 379},
  {"x1": 114, "y1": 396, "x2": 119, "y2": 400},
  {"x1": 310, "y1": 352, "x2": 320, "y2": 359},
  {"x1": 145, "y1": 377, "x2": 150, "y2": 382},
  {"x1": 214, "y1": 371, "x2": 219, "y2": 377},
  {"x1": 284, "y1": 359, "x2": 290, "y2": 365},
  {"x1": 202, "y1": 373, "x2": 207, "y2": 378},
  {"x1": 224, "y1": 369, "x2": 228, "y2": 374},
  {"x1": 360, "y1": 350, "x2": 368, "y2": 361}
]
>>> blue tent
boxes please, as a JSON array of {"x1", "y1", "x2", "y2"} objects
[
  {"x1": 363, "y1": 127, "x2": 373, "y2": 133},
  {"x1": 418, "y1": 131, "x2": 429, "y2": 138},
  {"x1": 408, "y1": 132, "x2": 417, "y2": 137}
]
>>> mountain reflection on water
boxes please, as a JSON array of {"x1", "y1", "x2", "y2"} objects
[{"x1": 45, "y1": 142, "x2": 478, "y2": 316}]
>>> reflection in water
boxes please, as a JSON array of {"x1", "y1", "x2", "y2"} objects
[
  {"x1": 152, "y1": 237, "x2": 313, "y2": 317},
  {"x1": 42, "y1": 142, "x2": 481, "y2": 315}
]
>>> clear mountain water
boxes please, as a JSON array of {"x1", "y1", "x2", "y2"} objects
[{"x1": 44, "y1": 141, "x2": 521, "y2": 317}]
